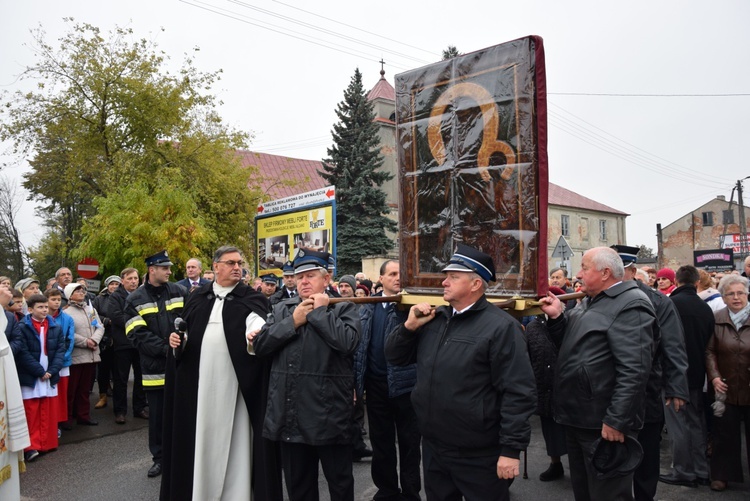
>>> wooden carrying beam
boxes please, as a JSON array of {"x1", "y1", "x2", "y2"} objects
[{"x1": 327, "y1": 292, "x2": 585, "y2": 316}]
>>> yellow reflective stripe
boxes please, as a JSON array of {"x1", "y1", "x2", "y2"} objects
[
  {"x1": 135, "y1": 302, "x2": 158, "y2": 314},
  {"x1": 125, "y1": 317, "x2": 147, "y2": 335},
  {"x1": 142, "y1": 377, "x2": 165, "y2": 387},
  {"x1": 138, "y1": 307, "x2": 159, "y2": 316},
  {"x1": 165, "y1": 298, "x2": 184, "y2": 311}
]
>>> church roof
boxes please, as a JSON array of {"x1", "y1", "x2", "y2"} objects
[
  {"x1": 367, "y1": 70, "x2": 395, "y2": 102},
  {"x1": 549, "y1": 182, "x2": 628, "y2": 216},
  {"x1": 237, "y1": 150, "x2": 328, "y2": 200},
  {"x1": 241, "y1": 150, "x2": 627, "y2": 217}
]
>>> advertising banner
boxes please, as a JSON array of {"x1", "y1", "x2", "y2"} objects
[
  {"x1": 720, "y1": 233, "x2": 750, "y2": 253},
  {"x1": 694, "y1": 248, "x2": 734, "y2": 272},
  {"x1": 256, "y1": 188, "x2": 336, "y2": 277}
]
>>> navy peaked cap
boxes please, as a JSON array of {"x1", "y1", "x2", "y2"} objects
[
  {"x1": 293, "y1": 249, "x2": 330, "y2": 274},
  {"x1": 610, "y1": 244, "x2": 640, "y2": 268},
  {"x1": 145, "y1": 250, "x2": 173, "y2": 267},
  {"x1": 441, "y1": 243, "x2": 496, "y2": 283}
]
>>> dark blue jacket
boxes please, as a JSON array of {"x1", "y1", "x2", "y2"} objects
[
  {"x1": 177, "y1": 277, "x2": 210, "y2": 290},
  {"x1": 356, "y1": 297, "x2": 415, "y2": 399},
  {"x1": 11, "y1": 314, "x2": 66, "y2": 388}
]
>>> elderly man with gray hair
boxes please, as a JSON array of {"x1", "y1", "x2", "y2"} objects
[{"x1": 540, "y1": 247, "x2": 655, "y2": 501}]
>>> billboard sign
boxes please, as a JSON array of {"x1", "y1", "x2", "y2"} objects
[
  {"x1": 255, "y1": 186, "x2": 336, "y2": 277},
  {"x1": 720, "y1": 233, "x2": 750, "y2": 253},
  {"x1": 694, "y1": 248, "x2": 734, "y2": 272}
]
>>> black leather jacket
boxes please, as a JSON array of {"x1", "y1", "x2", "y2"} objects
[{"x1": 548, "y1": 280, "x2": 655, "y2": 433}]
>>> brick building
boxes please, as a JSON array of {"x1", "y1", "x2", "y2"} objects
[{"x1": 659, "y1": 195, "x2": 750, "y2": 269}]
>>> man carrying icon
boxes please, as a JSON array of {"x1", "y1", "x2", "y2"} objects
[
  {"x1": 539, "y1": 246, "x2": 655, "y2": 501},
  {"x1": 385, "y1": 244, "x2": 536, "y2": 501},
  {"x1": 251, "y1": 249, "x2": 361, "y2": 501}
]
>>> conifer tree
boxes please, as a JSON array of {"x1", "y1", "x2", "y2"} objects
[{"x1": 319, "y1": 69, "x2": 396, "y2": 276}]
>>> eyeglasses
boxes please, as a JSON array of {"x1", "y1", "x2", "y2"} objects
[
  {"x1": 722, "y1": 291, "x2": 747, "y2": 298},
  {"x1": 216, "y1": 260, "x2": 245, "y2": 268}
]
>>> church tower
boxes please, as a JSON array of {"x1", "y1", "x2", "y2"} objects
[{"x1": 366, "y1": 63, "x2": 398, "y2": 248}]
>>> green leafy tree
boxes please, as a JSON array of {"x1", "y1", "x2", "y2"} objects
[
  {"x1": 319, "y1": 69, "x2": 396, "y2": 276},
  {"x1": 27, "y1": 229, "x2": 68, "y2": 284},
  {"x1": 1, "y1": 21, "x2": 264, "y2": 276},
  {"x1": 75, "y1": 173, "x2": 213, "y2": 276}
]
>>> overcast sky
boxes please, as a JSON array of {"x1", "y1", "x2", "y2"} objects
[{"x1": 2, "y1": 0, "x2": 749, "y2": 256}]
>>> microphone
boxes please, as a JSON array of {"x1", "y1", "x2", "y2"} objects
[
  {"x1": 173, "y1": 317, "x2": 187, "y2": 360},
  {"x1": 174, "y1": 317, "x2": 187, "y2": 333}
]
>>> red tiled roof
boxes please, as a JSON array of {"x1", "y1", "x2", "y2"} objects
[
  {"x1": 367, "y1": 74, "x2": 395, "y2": 102},
  {"x1": 549, "y1": 182, "x2": 628, "y2": 216},
  {"x1": 237, "y1": 150, "x2": 328, "y2": 200},
  {"x1": 242, "y1": 151, "x2": 627, "y2": 217}
]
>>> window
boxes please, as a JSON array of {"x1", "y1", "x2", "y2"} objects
[
  {"x1": 702, "y1": 212, "x2": 714, "y2": 226},
  {"x1": 561, "y1": 214, "x2": 570, "y2": 237},
  {"x1": 599, "y1": 220, "x2": 607, "y2": 241},
  {"x1": 723, "y1": 210, "x2": 735, "y2": 225}
]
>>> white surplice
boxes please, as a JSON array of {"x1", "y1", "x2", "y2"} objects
[
  {"x1": 191, "y1": 282, "x2": 265, "y2": 501},
  {"x1": 0, "y1": 314, "x2": 31, "y2": 501}
]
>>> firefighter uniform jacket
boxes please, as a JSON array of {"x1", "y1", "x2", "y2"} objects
[{"x1": 124, "y1": 281, "x2": 186, "y2": 389}]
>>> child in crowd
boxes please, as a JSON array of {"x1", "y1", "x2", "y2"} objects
[
  {"x1": 45, "y1": 288, "x2": 75, "y2": 435},
  {"x1": 11, "y1": 293, "x2": 66, "y2": 461},
  {"x1": 6, "y1": 289, "x2": 24, "y2": 321}
]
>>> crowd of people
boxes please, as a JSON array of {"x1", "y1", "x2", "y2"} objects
[
  {"x1": 0, "y1": 244, "x2": 749, "y2": 501},
  {"x1": 535, "y1": 249, "x2": 750, "y2": 499}
]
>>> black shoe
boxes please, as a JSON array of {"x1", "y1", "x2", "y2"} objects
[
  {"x1": 352, "y1": 447, "x2": 373, "y2": 462},
  {"x1": 135, "y1": 409, "x2": 149, "y2": 419},
  {"x1": 539, "y1": 461, "x2": 564, "y2": 481},
  {"x1": 60, "y1": 421, "x2": 73, "y2": 431},
  {"x1": 24, "y1": 450, "x2": 40, "y2": 462},
  {"x1": 696, "y1": 477, "x2": 711, "y2": 487},
  {"x1": 115, "y1": 414, "x2": 126, "y2": 425},
  {"x1": 659, "y1": 474, "x2": 697, "y2": 488},
  {"x1": 147, "y1": 462, "x2": 162, "y2": 477},
  {"x1": 77, "y1": 419, "x2": 98, "y2": 426}
]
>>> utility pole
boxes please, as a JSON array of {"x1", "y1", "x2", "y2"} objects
[{"x1": 738, "y1": 178, "x2": 749, "y2": 262}]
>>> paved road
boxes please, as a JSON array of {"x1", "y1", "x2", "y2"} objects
[{"x1": 18, "y1": 391, "x2": 750, "y2": 500}]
